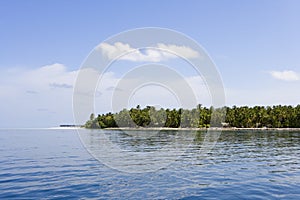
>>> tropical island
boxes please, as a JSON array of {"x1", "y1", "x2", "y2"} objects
[{"x1": 85, "y1": 104, "x2": 300, "y2": 129}]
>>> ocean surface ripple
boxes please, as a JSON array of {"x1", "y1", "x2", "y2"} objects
[{"x1": 0, "y1": 129, "x2": 299, "y2": 199}]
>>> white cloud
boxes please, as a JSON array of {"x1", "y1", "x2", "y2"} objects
[
  {"x1": 97, "y1": 42, "x2": 133, "y2": 61},
  {"x1": 269, "y1": 70, "x2": 300, "y2": 81},
  {"x1": 96, "y1": 42, "x2": 200, "y2": 62},
  {"x1": 156, "y1": 43, "x2": 199, "y2": 59},
  {"x1": 0, "y1": 63, "x2": 125, "y2": 127},
  {"x1": 0, "y1": 63, "x2": 78, "y2": 128},
  {"x1": 0, "y1": 63, "x2": 76, "y2": 96}
]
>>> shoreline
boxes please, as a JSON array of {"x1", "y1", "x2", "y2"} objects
[{"x1": 103, "y1": 127, "x2": 300, "y2": 132}]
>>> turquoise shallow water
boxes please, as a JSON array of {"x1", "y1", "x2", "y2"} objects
[{"x1": 0, "y1": 129, "x2": 300, "y2": 199}]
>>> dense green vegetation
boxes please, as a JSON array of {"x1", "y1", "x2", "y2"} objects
[{"x1": 85, "y1": 105, "x2": 300, "y2": 129}]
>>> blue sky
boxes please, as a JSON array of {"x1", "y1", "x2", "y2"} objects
[{"x1": 1, "y1": 0, "x2": 300, "y2": 127}]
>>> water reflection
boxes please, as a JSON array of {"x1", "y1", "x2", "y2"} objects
[
  {"x1": 216, "y1": 130, "x2": 300, "y2": 148},
  {"x1": 79, "y1": 129, "x2": 203, "y2": 173},
  {"x1": 82, "y1": 130, "x2": 300, "y2": 157}
]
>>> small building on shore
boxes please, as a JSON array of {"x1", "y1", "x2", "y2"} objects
[
  {"x1": 59, "y1": 124, "x2": 81, "y2": 128},
  {"x1": 221, "y1": 122, "x2": 230, "y2": 128}
]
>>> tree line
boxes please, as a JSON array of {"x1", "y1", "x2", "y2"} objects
[{"x1": 85, "y1": 104, "x2": 300, "y2": 129}]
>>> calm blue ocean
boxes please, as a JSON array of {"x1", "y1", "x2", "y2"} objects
[{"x1": 0, "y1": 129, "x2": 299, "y2": 199}]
